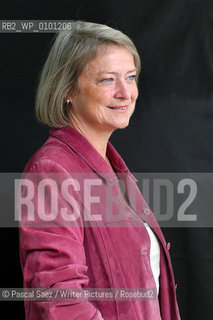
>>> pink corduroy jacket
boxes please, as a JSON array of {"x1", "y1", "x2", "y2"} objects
[{"x1": 19, "y1": 126, "x2": 181, "y2": 320}]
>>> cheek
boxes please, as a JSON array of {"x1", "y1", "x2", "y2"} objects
[
  {"x1": 133, "y1": 85, "x2": 139, "y2": 100},
  {"x1": 93, "y1": 87, "x2": 114, "y2": 105}
]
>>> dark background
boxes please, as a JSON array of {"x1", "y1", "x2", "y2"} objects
[{"x1": 1, "y1": 0, "x2": 213, "y2": 319}]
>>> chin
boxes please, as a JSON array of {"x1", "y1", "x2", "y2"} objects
[{"x1": 114, "y1": 120, "x2": 130, "y2": 129}]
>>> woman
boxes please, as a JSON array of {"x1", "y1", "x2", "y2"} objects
[{"x1": 19, "y1": 21, "x2": 181, "y2": 319}]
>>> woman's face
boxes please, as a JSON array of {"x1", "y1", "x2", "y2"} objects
[{"x1": 68, "y1": 44, "x2": 138, "y2": 135}]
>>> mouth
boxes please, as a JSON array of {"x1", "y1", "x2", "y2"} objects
[{"x1": 107, "y1": 105, "x2": 128, "y2": 112}]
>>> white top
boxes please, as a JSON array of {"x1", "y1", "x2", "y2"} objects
[{"x1": 144, "y1": 223, "x2": 161, "y2": 296}]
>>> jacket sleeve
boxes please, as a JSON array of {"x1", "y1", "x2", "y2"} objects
[{"x1": 19, "y1": 159, "x2": 104, "y2": 320}]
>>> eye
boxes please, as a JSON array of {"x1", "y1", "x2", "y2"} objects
[
  {"x1": 101, "y1": 78, "x2": 113, "y2": 84},
  {"x1": 127, "y1": 75, "x2": 136, "y2": 81}
]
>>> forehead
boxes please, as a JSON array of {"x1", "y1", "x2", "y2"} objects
[{"x1": 84, "y1": 44, "x2": 135, "y2": 75}]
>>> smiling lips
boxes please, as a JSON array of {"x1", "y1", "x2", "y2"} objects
[{"x1": 108, "y1": 105, "x2": 128, "y2": 113}]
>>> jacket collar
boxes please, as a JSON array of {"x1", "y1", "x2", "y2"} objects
[
  {"x1": 49, "y1": 126, "x2": 165, "y2": 243},
  {"x1": 49, "y1": 126, "x2": 130, "y2": 180}
]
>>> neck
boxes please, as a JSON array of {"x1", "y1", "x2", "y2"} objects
[{"x1": 69, "y1": 119, "x2": 113, "y2": 160}]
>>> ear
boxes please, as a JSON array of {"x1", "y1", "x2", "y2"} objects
[
  {"x1": 64, "y1": 90, "x2": 72, "y2": 106},
  {"x1": 64, "y1": 95, "x2": 71, "y2": 107},
  {"x1": 65, "y1": 87, "x2": 78, "y2": 104}
]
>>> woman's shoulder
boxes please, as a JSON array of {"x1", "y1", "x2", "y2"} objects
[{"x1": 23, "y1": 135, "x2": 85, "y2": 174}]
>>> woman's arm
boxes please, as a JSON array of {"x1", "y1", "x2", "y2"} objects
[{"x1": 19, "y1": 159, "x2": 104, "y2": 320}]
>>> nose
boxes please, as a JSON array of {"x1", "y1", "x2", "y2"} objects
[{"x1": 114, "y1": 80, "x2": 131, "y2": 100}]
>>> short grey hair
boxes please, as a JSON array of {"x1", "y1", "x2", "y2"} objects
[{"x1": 35, "y1": 20, "x2": 141, "y2": 127}]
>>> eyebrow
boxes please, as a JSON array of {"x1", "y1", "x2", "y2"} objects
[{"x1": 98, "y1": 69, "x2": 137, "y2": 75}]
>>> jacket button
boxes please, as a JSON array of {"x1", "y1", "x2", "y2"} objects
[
  {"x1": 141, "y1": 248, "x2": 148, "y2": 256},
  {"x1": 143, "y1": 208, "x2": 150, "y2": 215},
  {"x1": 167, "y1": 242, "x2": 171, "y2": 250}
]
